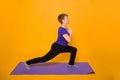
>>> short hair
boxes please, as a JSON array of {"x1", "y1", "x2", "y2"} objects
[{"x1": 58, "y1": 13, "x2": 68, "y2": 24}]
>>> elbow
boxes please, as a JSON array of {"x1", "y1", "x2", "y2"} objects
[{"x1": 67, "y1": 38, "x2": 71, "y2": 42}]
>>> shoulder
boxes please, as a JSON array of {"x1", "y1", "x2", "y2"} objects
[
  {"x1": 58, "y1": 27, "x2": 68, "y2": 34},
  {"x1": 59, "y1": 27, "x2": 67, "y2": 31}
]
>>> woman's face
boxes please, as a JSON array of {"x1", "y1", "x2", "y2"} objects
[{"x1": 62, "y1": 16, "x2": 69, "y2": 25}]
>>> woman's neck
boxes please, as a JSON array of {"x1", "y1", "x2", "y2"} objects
[{"x1": 61, "y1": 24, "x2": 67, "y2": 28}]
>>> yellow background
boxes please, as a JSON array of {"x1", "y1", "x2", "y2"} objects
[{"x1": 0, "y1": 0, "x2": 120, "y2": 80}]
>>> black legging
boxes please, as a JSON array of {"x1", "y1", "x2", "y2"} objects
[{"x1": 26, "y1": 43, "x2": 77, "y2": 65}]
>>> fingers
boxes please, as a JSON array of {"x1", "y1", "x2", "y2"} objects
[{"x1": 68, "y1": 26, "x2": 72, "y2": 29}]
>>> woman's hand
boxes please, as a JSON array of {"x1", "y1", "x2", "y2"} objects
[{"x1": 67, "y1": 27, "x2": 72, "y2": 37}]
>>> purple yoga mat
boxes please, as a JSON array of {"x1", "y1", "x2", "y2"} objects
[{"x1": 11, "y1": 62, "x2": 94, "y2": 75}]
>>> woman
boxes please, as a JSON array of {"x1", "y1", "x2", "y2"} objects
[{"x1": 24, "y1": 13, "x2": 77, "y2": 70}]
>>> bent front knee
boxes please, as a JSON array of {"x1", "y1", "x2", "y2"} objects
[{"x1": 73, "y1": 47, "x2": 77, "y2": 52}]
